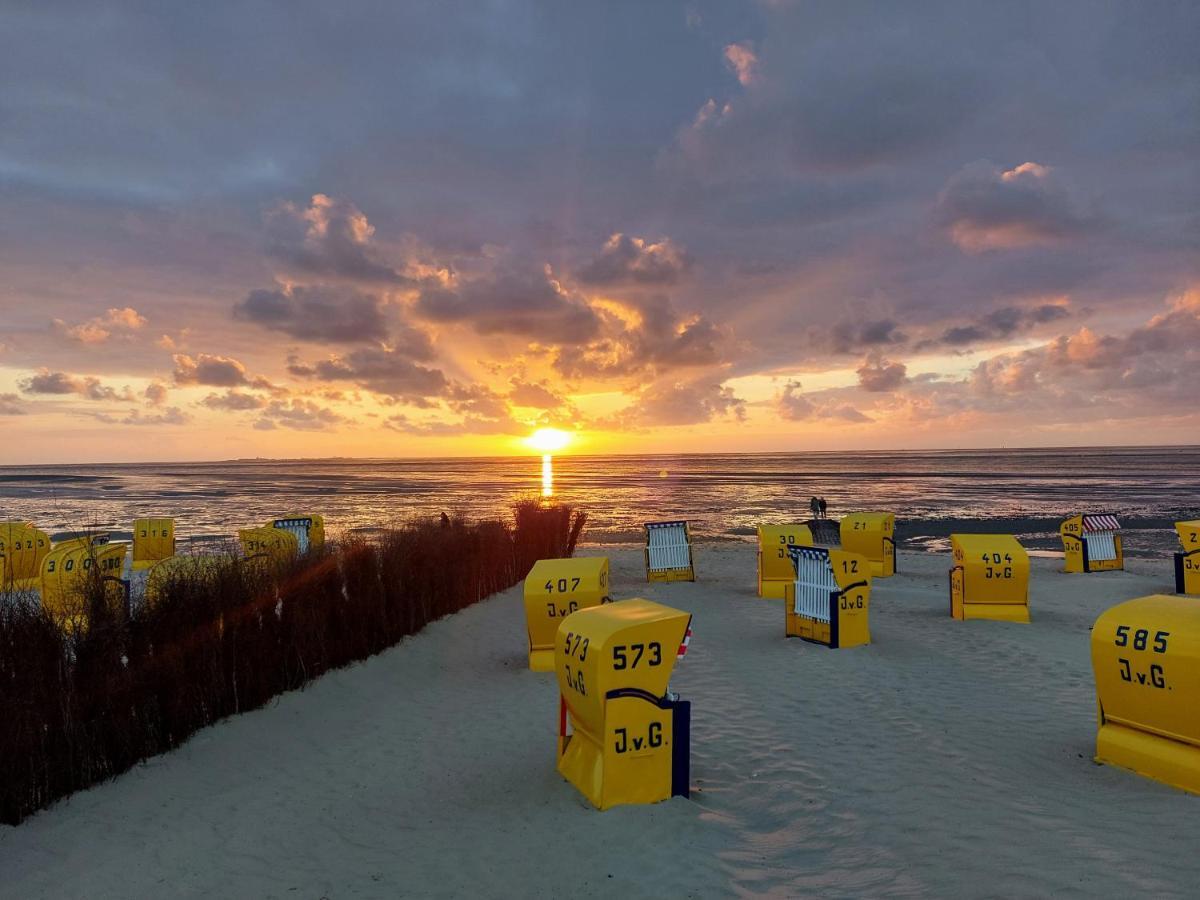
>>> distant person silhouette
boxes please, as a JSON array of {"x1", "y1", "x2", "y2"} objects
[
  {"x1": 810, "y1": 496, "x2": 820, "y2": 520},
  {"x1": 819, "y1": 497, "x2": 828, "y2": 518}
]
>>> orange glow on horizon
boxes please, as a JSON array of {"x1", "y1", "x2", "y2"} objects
[{"x1": 525, "y1": 427, "x2": 572, "y2": 453}]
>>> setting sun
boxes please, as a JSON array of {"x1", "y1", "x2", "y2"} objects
[{"x1": 525, "y1": 427, "x2": 572, "y2": 453}]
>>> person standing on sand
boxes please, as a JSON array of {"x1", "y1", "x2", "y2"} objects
[
  {"x1": 819, "y1": 497, "x2": 828, "y2": 518},
  {"x1": 810, "y1": 496, "x2": 820, "y2": 519}
]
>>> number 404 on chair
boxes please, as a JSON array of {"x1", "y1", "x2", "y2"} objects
[{"x1": 948, "y1": 534, "x2": 1030, "y2": 623}]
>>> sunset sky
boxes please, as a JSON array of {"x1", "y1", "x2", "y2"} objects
[{"x1": 1, "y1": 1, "x2": 1197, "y2": 463}]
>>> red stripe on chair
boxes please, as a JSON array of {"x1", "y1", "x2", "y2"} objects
[{"x1": 677, "y1": 628, "x2": 693, "y2": 658}]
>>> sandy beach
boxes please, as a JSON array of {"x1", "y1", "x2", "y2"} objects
[{"x1": 0, "y1": 543, "x2": 1194, "y2": 899}]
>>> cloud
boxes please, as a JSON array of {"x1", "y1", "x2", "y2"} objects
[
  {"x1": 690, "y1": 98, "x2": 733, "y2": 131},
  {"x1": 846, "y1": 288, "x2": 1200, "y2": 434},
  {"x1": 380, "y1": 379, "x2": 535, "y2": 435},
  {"x1": 939, "y1": 302, "x2": 1070, "y2": 346},
  {"x1": 966, "y1": 289, "x2": 1200, "y2": 412},
  {"x1": 253, "y1": 399, "x2": 345, "y2": 431},
  {"x1": 52, "y1": 307, "x2": 147, "y2": 344},
  {"x1": 445, "y1": 383, "x2": 510, "y2": 420},
  {"x1": 937, "y1": 161, "x2": 1099, "y2": 252},
  {"x1": 144, "y1": 382, "x2": 168, "y2": 406},
  {"x1": 508, "y1": 378, "x2": 566, "y2": 410},
  {"x1": 673, "y1": 29, "x2": 987, "y2": 176},
  {"x1": 832, "y1": 319, "x2": 907, "y2": 353},
  {"x1": 266, "y1": 194, "x2": 407, "y2": 283},
  {"x1": 824, "y1": 403, "x2": 872, "y2": 423},
  {"x1": 291, "y1": 347, "x2": 448, "y2": 401},
  {"x1": 200, "y1": 390, "x2": 266, "y2": 411},
  {"x1": 778, "y1": 380, "x2": 816, "y2": 420},
  {"x1": 778, "y1": 381, "x2": 871, "y2": 423},
  {"x1": 233, "y1": 285, "x2": 397, "y2": 345},
  {"x1": 856, "y1": 356, "x2": 908, "y2": 392},
  {"x1": 18, "y1": 370, "x2": 133, "y2": 401},
  {"x1": 554, "y1": 294, "x2": 729, "y2": 381},
  {"x1": 723, "y1": 42, "x2": 759, "y2": 87},
  {"x1": 19, "y1": 371, "x2": 85, "y2": 395},
  {"x1": 614, "y1": 376, "x2": 745, "y2": 427},
  {"x1": 92, "y1": 407, "x2": 189, "y2": 426},
  {"x1": 384, "y1": 413, "x2": 524, "y2": 436},
  {"x1": 415, "y1": 265, "x2": 601, "y2": 343},
  {"x1": 2, "y1": 2, "x2": 1198, "y2": 451},
  {"x1": 577, "y1": 233, "x2": 691, "y2": 287},
  {"x1": 0, "y1": 393, "x2": 27, "y2": 415},
  {"x1": 172, "y1": 353, "x2": 270, "y2": 389}
]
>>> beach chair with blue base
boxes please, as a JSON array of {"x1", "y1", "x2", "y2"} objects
[
  {"x1": 783, "y1": 545, "x2": 871, "y2": 649},
  {"x1": 1175, "y1": 521, "x2": 1200, "y2": 595},
  {"x1": 555, "y1": 598, "x2": 692, "y2": 809},
  {"x1": 1061, "y1": 514, "x2": 1123, "y2": 573}
]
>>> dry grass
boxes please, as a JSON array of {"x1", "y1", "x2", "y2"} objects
[{"x1": 0, "y1": 501, "x2": 584, "y2": 825}]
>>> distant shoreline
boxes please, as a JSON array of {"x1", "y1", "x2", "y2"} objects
[{"x1": 1, "y1": 443, "x2": 1198, "y2": 469}]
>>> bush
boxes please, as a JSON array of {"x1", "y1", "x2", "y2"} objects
[
  {"x1": 513, "y1": 499, "x2": 587, "y2": 576},
  {"x1": 0, "y1": 501, "x2": 584, "y2": 825}
]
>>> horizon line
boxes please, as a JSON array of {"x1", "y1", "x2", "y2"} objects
[{"x1": 0, "y1": 442, "x2": 1197, "y2": 469}]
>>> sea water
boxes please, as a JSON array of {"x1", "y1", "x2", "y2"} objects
[{"x1": 0, "y1": 446, "x2": 1195, "y2": 557}]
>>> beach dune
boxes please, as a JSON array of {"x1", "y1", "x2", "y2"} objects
[{"x1": 0, "y1": 544, "x2": 1194, "y2": 898}]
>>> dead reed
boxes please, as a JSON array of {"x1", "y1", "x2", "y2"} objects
[{"x1": 0, "y1": 501, "x2": 584, "y2": 825}]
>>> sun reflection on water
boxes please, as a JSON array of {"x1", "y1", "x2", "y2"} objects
[{"x1": 541, "y1": 454, "x2": 553, "y2": 497}]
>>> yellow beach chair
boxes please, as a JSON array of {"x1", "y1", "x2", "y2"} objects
[
  {"x1": 40, "y1": 537, "x2": 128, "y2": 629},
  {"x1": 132, "y1": 518, "x2": 176, "y2": 572},
  {"x1": 644, "y1": 521, "x2": 694, "y2": 582},
  {"x1": 783, "y1": 546, "x2": 871, "y2": 648},
  {"x1": 1175, "y1": 521, "x2": 1200, "y2": 595},
  {"x1": 1061, "y1": 513, "x2": 1123, "y2": 573},
  {"x1": 239, "y1": 526, "x2": 299, "y2": 564},
  {"x1": 840, "y1": 512, "x2": 897, "y2": 577},
  {"x1": 948, "y1": 534, "x2": 1030, "y2": 623},
  {"x1": 265, "y1": 514, "x2": 325, "y2": 553},
  {"x1": 555, "y1": 598, "x2": 692, "y2": 810},
  {"x1": 523, "y1": 556, "x2": 610, "y2": 671},
  {"x1": 0, "y1": 520, "x2": 51, "y2": 592},
  {"x1": 1092, "y1": 594, "x2": 1200, "y2": 793},
  {"x1": 756, "y1": 524, "x2": 813, "y2": 598}
]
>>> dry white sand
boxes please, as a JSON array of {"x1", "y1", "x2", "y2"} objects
[{"x1": 1, "y1": 544, "x2": 1196, "y2": 899}]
